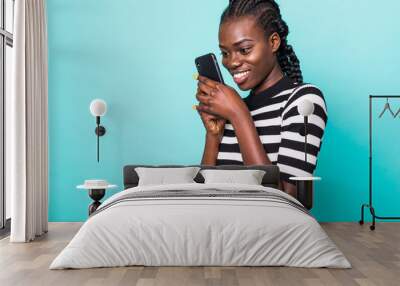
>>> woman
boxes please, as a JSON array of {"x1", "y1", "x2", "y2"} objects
[{"x1": 194, "y1": 0, "x2": 327, "y2": 198}]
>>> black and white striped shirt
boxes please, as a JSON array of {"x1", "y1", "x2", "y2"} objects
[{"x1": 216, "y1": 76, "x2": 328, "y2": 183}]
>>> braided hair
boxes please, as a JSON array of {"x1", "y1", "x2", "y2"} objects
[{"x1": 221, "y1": 0, "x2": 303, "y2": 83}]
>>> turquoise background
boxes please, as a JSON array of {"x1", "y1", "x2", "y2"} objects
[{"x1": 47, "y1": 0, "x2": 400, "y2": 222}]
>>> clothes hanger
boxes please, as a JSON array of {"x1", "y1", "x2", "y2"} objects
[
  {"x1": 378, "y1": 98, "x2": 395, "y2": 118},
  {"x1": 394, "y1": 106, "x2": 400, "y2": 118}
]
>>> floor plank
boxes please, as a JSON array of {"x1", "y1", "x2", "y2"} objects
[{"x1": 0, "y1": 222, "x2": 399, "y2": 286}]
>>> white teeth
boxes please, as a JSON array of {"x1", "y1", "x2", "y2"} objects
[{"x1": 233, "y1": 71, "x2": 250, "y2": 79}]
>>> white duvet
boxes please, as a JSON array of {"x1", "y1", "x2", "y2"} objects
[{"x1": 50, "y1": 183, "x2": 351, "y2": 269}]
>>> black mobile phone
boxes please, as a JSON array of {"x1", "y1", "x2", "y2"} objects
[{"x1": 195, "y1": 53, "x2": 224, "y2": 84}]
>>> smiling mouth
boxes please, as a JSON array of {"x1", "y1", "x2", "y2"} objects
[{"x1": 232, "y1": 70, "x2": 250, "y2": 85}]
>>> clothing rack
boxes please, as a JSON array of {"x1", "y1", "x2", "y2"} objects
[{"x1": 359, "y1": 95, "x2": 400, "y2": 230}]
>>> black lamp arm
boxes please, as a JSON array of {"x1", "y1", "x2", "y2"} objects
[
  {"x1": 94, "y1": 116, "x2": 106, "y2": 162},
  {"x1": 304, "y1": 116, "x2": 308, "y2": 165}
]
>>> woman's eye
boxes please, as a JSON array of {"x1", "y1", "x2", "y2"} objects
[
  {"x1": 240, "y1": 47, "x2": 251, "y2": 55},
  {"x1": 220, "y1": 51, "x2": 228, "y2": 57}
]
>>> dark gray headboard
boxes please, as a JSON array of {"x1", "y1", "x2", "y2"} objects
[{"x1": 123, "y1": 164, "x2": 280, "y2": 190}]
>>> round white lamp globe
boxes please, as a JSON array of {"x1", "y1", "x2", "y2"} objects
[
  {"x1": 297, "y1": 99, "x2": 314, "y2": 116},
  {"x1": 90, "y1": 99, "x2": 107, "y2": 117}
]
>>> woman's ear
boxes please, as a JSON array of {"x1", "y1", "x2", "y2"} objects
[{"x1": 269, "y1": 32, "x2": 281, "y2": 53}]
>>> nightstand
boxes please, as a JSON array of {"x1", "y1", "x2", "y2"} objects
[
  {"x1": 289, "y1": 176, "x2": 321, "y2": 210},
  {"x1": 77, "y1": 180, "x2": 117, "y2": 215}
]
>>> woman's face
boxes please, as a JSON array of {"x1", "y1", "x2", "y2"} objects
[{"x1": 219, "y1": 16, "x2": 280, "y2": 91}]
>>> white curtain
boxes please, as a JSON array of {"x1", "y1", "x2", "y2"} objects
[{"x1": 8, "y1": 0, "x2": 48, "y2": 242}]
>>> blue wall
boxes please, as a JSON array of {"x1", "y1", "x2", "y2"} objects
[{"x1": 47, "y1": 0, "x2": 400, "y2": 222}]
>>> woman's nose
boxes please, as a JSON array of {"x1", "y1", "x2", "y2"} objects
[
  {"x1": 228, "y1": 55, "x2": 242, "y2": 69},
  {"x1": 231, "y1": 61, "x2": 241, "y2": 69}
]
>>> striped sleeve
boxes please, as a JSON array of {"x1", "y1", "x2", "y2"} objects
[{"x1": 277, "y1": 84, "x2": 328, "y2": 183}]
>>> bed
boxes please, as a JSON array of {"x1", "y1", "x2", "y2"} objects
[{"x1": 49, "y1": 164, "x2": 350, "y2": 269}]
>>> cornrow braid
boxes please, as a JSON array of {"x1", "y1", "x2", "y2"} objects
[{"x1": 221, "y1": 0, "x2": 303, "y2": 83}]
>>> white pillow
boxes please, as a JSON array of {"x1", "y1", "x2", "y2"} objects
[
  {"x1": 135, "y1": 167, "x2": 201, "y2": 186},
  {"x1": 200, "y1": 169, "x2": 266, "y2": 185}
]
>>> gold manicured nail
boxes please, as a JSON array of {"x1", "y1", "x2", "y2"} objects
[
  {"x1": 192, "y1": 73, "x2": 199, "y2": 80},
  {"x1": 210, "y1": 120, "x2": 219, "y2": 132}
]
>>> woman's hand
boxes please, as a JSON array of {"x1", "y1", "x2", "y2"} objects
[
  {"x1": 195, "y1": 89, "x2": 226, "y2": 137},
  {"x1": 196, "y1": 75, "x2": 249, "y2": 124}
]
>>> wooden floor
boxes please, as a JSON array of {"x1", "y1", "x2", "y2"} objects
[{"x1": 0, "y1": 223, "x2": 399, "y2": 286}]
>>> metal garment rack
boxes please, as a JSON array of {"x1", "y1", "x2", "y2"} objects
[{"x1": 359, "y1": 95, "x2": 400, "y2": 230}]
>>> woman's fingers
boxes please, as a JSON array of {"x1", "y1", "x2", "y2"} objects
[
  {"x1": 196, "y1": 103, "x2": 216, "y2": 115},
  {"x1": 194, "y1": 104, "x2": 220, "y2": 120},
  {"x1": 194, "y1": 86, "x2": 220, "y2": 118},
  {"x1": 193, "y1": 103, "x2": 210, "y2": 115},
  {"x1": 196, "y1": 87, "x2": 216, "y2": 106},
  {"x1": 198, "y1": 75, "x2": 219, "y2": 89},
  {"x1": 196, "y1": 92, "x2": 212, "y2": 105},
  {"x1": 198, "y1": 81, "x2": 219, "y2": 96}
]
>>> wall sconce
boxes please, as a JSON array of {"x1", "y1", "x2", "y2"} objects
[{"x1": 89, "y1": 99, "x2": 107, "y2": 162}]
